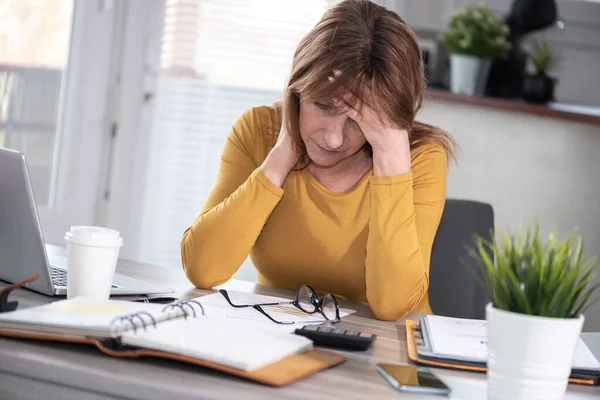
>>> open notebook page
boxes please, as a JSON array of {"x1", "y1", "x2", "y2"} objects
[
  {"x1": 0, "y1": 297, "x2": 185, "y2": 338},
  {"x1": 120, "y1": 316, "x2": 313, "y2": 371},
  {"x1": 424, "y1": 315, "x2": 600, "y2": 371}
]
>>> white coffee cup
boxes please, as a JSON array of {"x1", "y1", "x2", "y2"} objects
[{"x1": 64, "y1": 226, "x2": 123, "y2": 300}]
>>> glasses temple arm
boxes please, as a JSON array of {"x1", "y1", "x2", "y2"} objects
[
  {"x1": 219, "y1": 290, "x2": 295, "y2": 308},
  {"x1": 219, "y1": 289, "x2": 253, "y2": 308},
  {"x1": 253, "y1": 305, "x2": 295, "y2": 325}
]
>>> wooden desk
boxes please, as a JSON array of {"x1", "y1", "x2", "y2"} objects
[{"x1": 1, "y1": 258, "x2": 599, "y2": 400}]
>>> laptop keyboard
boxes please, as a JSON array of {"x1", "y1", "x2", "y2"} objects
[
  {"x1": 49, "y1": 266, "x2": 118, "y2": 289},
  {"x1": 49, "y1": 267, "x2": 67, "y2": 287}
]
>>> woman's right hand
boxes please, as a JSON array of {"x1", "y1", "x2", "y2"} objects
[{"x1": 260, "y1": 121, "x2": 299, "y2": 187}]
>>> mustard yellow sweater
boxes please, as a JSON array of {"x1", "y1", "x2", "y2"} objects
[{"x1": 181, "y1": 106, "x2": 448, "y2": 320}]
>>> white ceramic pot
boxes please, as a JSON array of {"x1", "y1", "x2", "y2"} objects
[
  {"x1": 486, "y1": 303, "x2": 584, "y2": 400},
  {"x1": 450, "y1": 54, "x2": 492, "y2": 96}
]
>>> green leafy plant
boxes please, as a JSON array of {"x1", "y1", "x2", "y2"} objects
[
  {"x1": 440, "y1": 3, "x2": 511, "y2": 59},
  {"x1": 467, "y1": 222, "x2": 599, "y2": 318},
  {"x1": 528, "y1": 39, "x2": 561, "y2": 74}
]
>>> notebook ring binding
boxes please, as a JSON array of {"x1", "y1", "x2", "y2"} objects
[
  {"x1": 110, "y1": 311, "x2": 157, "y2": 335},
  {"x1": 162, "y1": 299, "x2": 204, "y2": 319}
]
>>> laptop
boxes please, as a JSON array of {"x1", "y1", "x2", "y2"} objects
[{"x1": 0, "y1": 147, "x2": 173, "y2": 298}]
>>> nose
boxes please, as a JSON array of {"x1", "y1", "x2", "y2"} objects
[{"x1": 323, "y1": 117, "x2": 345, "y2": 150}]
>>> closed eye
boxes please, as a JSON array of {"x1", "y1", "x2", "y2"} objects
[{"x1": 314, "y1": 101, "x2": 332, "y2": 111}]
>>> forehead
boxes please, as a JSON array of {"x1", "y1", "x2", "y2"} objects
[
  {"x1": 308, "y1": 86, "x2": 364, "y2": 105},
  {"x1": 300, "y1": 69, "x2": 378, "y2": 110}
]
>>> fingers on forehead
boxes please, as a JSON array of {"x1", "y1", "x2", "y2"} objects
[
  {"x1": 307, "y1": 69, "x2": 376, "y2": 116},
  {"x1": 322, "y1": 70, "x2": 392, "y2": 124}
]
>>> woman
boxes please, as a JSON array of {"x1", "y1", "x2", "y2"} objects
[{"x1": 181, "y1": 0, "x2": 456, "y2": 321}]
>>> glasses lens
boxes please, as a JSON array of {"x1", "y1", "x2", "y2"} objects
[
  {"x1": 320, "y1": 294, "x2": 338, "y2": 321},
  {"x1": 297, "y1": 286, "x2": 317, "y2": 313}
]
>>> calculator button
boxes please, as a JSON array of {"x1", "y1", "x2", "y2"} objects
[
  {"x1": 293, "y1": 327, "x2": 373, "y2": 351},
  {"x1": 345, "y1": 329, "x2": 360, "y2": 336},
  {"x1": 303, "y1": 325, "x2": 319, "y2": 331}
]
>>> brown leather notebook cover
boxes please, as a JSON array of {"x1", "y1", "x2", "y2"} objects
[
  {"x1": 0, "y1": 329, "x2": 345, "y2": 387},
  {"x1": 405, "y1": 320, "x2": 596, "y2": 386}
]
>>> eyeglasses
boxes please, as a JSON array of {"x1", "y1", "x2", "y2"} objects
[{"x1": 219, "y1": 285, "x2": 341, "y2": 325}]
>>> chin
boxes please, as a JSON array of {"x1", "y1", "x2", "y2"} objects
[{"x1": 307, "y1": 149, "x2": 344, "y2": 168}]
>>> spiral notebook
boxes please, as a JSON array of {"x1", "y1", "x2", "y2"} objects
[{"x1": 0, "y1": 296, "x2": 345, "y2": 386}]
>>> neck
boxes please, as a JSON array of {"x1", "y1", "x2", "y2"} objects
[{"x1": 306, "y1": 150, "x2": 372, "y2": 192}]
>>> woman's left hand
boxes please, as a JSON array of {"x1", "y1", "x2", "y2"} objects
[{"x1": 343, "y1": 100, "x2": 412, "y2": 176}]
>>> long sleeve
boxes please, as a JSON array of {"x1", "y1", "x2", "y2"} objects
[
  {"x1": 181, "y1": 107, "x2": 283, "y2": 288},
  {"x1": 365, "y1": 143, "x2": 448, "y2": 321}
]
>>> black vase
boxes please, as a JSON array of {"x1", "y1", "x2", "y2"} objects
[
  {"x1": 485, "y1": 39, "x2": 527, "y2": 99},
  {"x1": 522, "y1": 71, "x2": 555, "y2": 104}
]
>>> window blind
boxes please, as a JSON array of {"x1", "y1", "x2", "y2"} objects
[{"x1": 138, "y1": 0, "x2": 340, "y2": 281}]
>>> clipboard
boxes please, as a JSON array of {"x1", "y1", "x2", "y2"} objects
[{"x1": 405, "y1": 319, "x2": 599, "y2": 386}]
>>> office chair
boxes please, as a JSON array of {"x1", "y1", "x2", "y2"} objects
[{"x1": 428, "y1": 199, "x2": 494, "y2": 320}]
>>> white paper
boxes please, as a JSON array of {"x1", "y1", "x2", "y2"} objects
[
  {"x1": 121, "y1": 317, "x2": 313, "y2": 371},
  {"x1": 195, "y1": 291, "x2": 355, "y2": 334},
  {"x1": 426, "y1": 315, "x2": 489, "y2": 362},
  {"x1": 573, "y1": 338, "x2": 600, "y2": 370},
  {"x1": 424, "y1": 315, "x2": 600, "y2": 371}
]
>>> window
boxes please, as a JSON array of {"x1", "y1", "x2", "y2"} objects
[
  {"x1": 134, "y1": 0, "x2": 341, "y2": 280},
  {"x1": 1, "y1": 0, "x2": 124, "y2": 245},
  {"x1": 0, "y1": 0, "x2": 74, "y2": 206}
]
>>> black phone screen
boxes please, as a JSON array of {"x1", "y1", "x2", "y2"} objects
[{"x1": 378, "y1": 364, "x2": 449, "y2": 390}]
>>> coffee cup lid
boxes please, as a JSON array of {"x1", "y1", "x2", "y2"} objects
[{"x1": 65, "y1": 226, "x2": 123, "y2": 247}]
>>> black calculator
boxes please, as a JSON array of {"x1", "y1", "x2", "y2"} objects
[{"x1": 294, "y1": 325, "x2": 374, "y2": 351}]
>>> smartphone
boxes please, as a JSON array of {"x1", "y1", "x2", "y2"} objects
[{"x1": 376, "y1": 364, "x2": 451, "y2": 396}]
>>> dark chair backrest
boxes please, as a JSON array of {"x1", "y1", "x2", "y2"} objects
[{"x1": 428, "y1": 199, "x2": 494, "y2": 320}]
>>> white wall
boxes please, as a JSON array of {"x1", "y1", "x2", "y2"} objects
[{"x1": 419, "y1": 99, "x2": 600, "y2": 330}]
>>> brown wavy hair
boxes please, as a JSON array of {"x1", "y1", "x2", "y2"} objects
[{"x1": 281, "y1": 0, "x2": 456, "y2": 160}]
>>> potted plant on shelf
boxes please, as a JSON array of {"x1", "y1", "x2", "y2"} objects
[
  {"x1": 522, "y1": 38, "x2": 561, "y2": 104},
  {"x1": 440, "y1": 3, "x2": 511, "y2": 96},
  {"x1": 469, "y1": 222, "x2": 599, "y2": 400}
]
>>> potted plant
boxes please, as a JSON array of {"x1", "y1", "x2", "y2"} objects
[
  {"x1": 440, "y1": 4, "x2": 511, "y2": 96},
  {"x1": 522, "y1": 39, "x2": 561, "y2": 104},
  {"x1": 468, "y1": 222, "x2": 599, "y2": 400}
]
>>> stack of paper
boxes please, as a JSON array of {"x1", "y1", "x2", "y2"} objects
[{"x1": 0, "y1": 297, "x2": 181, "y2": 337}]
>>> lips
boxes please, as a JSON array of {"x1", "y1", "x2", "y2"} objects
[{"x1": 316, "y1": 143, "x2": 338, "y2": 155}]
